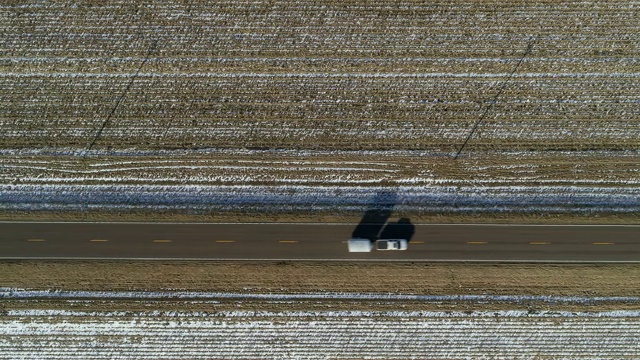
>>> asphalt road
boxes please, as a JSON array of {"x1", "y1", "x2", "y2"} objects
[{"x1": 0, "y1": 222, "x2": 638, "y2": 262}]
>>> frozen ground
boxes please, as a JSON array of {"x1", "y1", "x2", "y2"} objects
[
  {"x1": 2, "y1": 289, "x2": 640, "y2": 359},
  {"x1": 1, "y1": 148, "x2": 639, "y2": 216},
  {"x1": 4, "y1": 288, "x2": 640, "y2": 303},
  {"x1": 2, "y1": 182, "x2": 639, "y2": 214},
  {"x1": 2, "y1": 306, "x2": 639, "y2": 359},
  {"x1": 2, "y1": 1, "x2": 639, "y2": 219}
]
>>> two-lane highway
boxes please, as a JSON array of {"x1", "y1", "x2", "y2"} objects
[{"x1": 1, "y1": 222, "x2": 638, "y2": 262}]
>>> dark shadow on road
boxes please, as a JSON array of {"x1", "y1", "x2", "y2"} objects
[
  {"x1": 379, "y1": 217, "x2": 415, "y2": 243},
  {"x1": 351, "y1": 191, "x2": 398, "y2": 241}
]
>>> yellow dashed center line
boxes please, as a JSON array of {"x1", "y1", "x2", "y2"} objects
[
  {"x1": 216, "y1": 240, "x2": 235, "y2": 243},
  {"x1": 153, "y1": 239, "x2": 172, "y2": 243},
  {"x1": 412, "y1": 241, "x2": 425, "y2": 244},
  {"x1": 467, "y1": 241, "x2": 488, "y2": 245},
  {"x1": 278, "y1": 240, "x2": 298, "y2": 243},
  {"x1": 90, "y1": 239, "x2": 109, "y2": 242},
  {"x1": 27, "y1": 238, "x2": 46, "y2": 242},
  {"x1": 529, "y1": 242, "x2": 551, "y2": 245},
  {"x1": 593, "y1": 242, "x2": 615, "y2": 245}
]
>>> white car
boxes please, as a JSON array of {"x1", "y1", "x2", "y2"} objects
[
  {"x1": 348, "y1": 238, "x2": 374, "y2": 252},
  {"x1": 375, "y1": 239, "x2": 408, "y2": 251}
]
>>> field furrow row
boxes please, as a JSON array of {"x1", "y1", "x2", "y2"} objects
[{"x1": 2, "y1": 313, "x2": 640, "y2": 359}]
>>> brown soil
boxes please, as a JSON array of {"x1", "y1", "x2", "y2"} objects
[
  {"x1": 4, "y1": 1, "x2": 639, "y2": 151},
  {"x1": 3, "y1": 299, "x2": 638, "y2": 314},
  {"x1": 2, "y1": 261, "x2": 638, "y2": 296},
  {"x1": 3, "y1": 261, "x2": 638, "y2": 313},
  {"x1": 3, "y1": 0, "x2": 639, "y2": 223},
  {"x1": 2, "y1": 210, "x2": 638, "y2": 225}
]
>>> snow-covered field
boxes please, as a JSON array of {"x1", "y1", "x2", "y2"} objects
[
  {"x1": 2, "y1": 289, "x2": 640, "y2": 359},
  {"x1": 2, "y1": 182, "x2": 640, "y2": 214},
  {"x1": 1, "y1": 149, "x2": 639, "y2": 215},
  {"x1": 2, "y1": 0, "x2": 639, "y2": 218},
  {"x1": 4, "y1": 288, "x2": 640, "y2": 303},
  {"x1": 2, "y1": 307, "x2": 639, "y2": 359}
]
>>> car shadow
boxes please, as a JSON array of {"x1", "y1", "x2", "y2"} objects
[
  {"x1": 379, "y1": 217, "x2": 415, "y2": 243},
  {"x1": 351, "y1": 190, "x2": 398, "y2": 242}
]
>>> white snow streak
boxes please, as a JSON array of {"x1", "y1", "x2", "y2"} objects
[
  {"x1": 2, "y1": 307, "x2": 639, "y2": 359},
  {"x1": 2, "y1": 184, "x2": 639, "y2": 213},
  {"x1": 2, "y1": 288, "x2": 640, "y2": 304}
]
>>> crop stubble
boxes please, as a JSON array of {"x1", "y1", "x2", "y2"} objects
[
  {"x1": 2, "y1": 0, "x2": 639, "y2": 152},
  {"x1": 2, "y1": 261, "x2": 639, "y2": 312},
  {"x1": 1, "y1": 0, "x2": 639, "y2": 222},
  {"x1": 2, "y1": 4, "x2": 639, "y2": 353},
  {"x1": 2, "y1": 150, "x2": 639, "y2": 190}
]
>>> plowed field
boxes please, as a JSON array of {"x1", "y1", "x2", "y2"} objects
[{"x1": 1, "y1": 0, "x2": 639, "y2": 220}]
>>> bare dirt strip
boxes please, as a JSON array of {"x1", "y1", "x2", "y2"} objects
[
  {"x1": 2, "y1": 261, "x2": 639, "y2": 312},
  {"x1": 2, "y1": 261, "x2": 638, "y2": 295}
]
